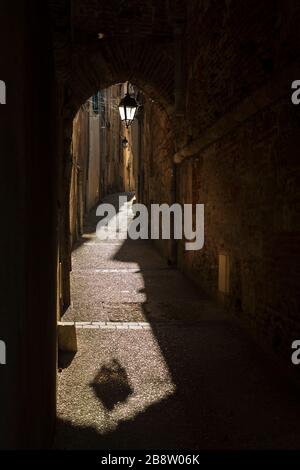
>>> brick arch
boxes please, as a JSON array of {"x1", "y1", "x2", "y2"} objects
[
  {"x1": 49, "y1": 0, "x2": 186, "y2": 124},
  {"x1": 65, "y1": 39, "x2": 175, "y2": 119}
]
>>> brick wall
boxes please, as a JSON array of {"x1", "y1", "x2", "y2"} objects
[
  {"x1": 177, "y1": 99, "x2": 300, "y2": 359},
  {"x1": 141, "y1": 99, "x2": 175, "y2": 260},
  {"x1": 141, "y1": 0, "x2": 300, "y2": 362},
  {"x1": 184, "y1": 0, "x2": 300, "y2": 140}
]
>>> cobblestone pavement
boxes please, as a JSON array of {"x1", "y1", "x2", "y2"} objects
[{"x1": 55, "y1": 194, "x2": 300, "y2": 449}]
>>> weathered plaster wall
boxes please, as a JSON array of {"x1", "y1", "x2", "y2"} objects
[
  {"x1": 87, "y1": 114, "x2": 101, "y2": 212},
  {"x1": 70, "y1": 107, "x2": 89, "y2": 246}
]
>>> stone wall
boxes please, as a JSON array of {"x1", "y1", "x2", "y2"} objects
[
  {"x1": 178, "y1": 0, "x2": 300, "y2": 360},
  {"x1": 139, "y1": 0, "x2": 300, "y2": 362},
  {"x1": 177, "y1": 98, "x2": 300, "y2": 358},
  {"x1": 140, "y1": 98, "x2": 175, "y2": 261},
  {"x1": 182, "y1": 0, "x2": 300, "y2": 141}
]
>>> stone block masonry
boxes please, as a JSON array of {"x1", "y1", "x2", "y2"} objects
[{"x1": 140, "y1": 1, "x2": 300, "y2": 363}]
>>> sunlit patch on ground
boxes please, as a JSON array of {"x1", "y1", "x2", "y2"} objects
[{"x1": 57, "y1": 328, "x2": 176, "y2": 433}]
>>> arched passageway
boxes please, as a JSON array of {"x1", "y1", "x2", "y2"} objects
[{"x1": 1, "y1": 0, "x2": 300, "y2": 450}]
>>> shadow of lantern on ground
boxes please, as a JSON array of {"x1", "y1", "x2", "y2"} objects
[{"x1": 89, "y1": 358, "x2": 133, "y2": 411}]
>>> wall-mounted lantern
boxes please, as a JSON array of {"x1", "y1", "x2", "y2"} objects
[{"x1": 118, "y1": 83, "x2": 137, "y2": 128}]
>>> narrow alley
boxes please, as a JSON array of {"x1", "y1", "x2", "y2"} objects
[
  {"x1": 2, "y1": 0, "x2": 300, "y2": 455},
  {"x1": 55, "y1": 194, "x2": 300, "y2": 450}
]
